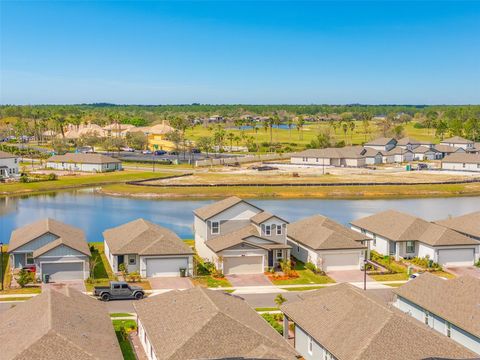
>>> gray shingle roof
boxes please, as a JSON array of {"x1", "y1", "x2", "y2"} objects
[
  {"x1": 435, "y1": 211, "x2": 480, "y2": 238},
  {"x1": 8, "y1": 218, "x2": 89, "y2": 254},
  {"x1": 251, "y1": 211, "x2": 288, "y2": 225},
  {"x1": 0, "y1": 288, "x2": 123, "y2": 360},
  {"x1": 47, "y1": 153, "x2": 121, "y2": 164},
  {"x1": 281, "y1": 283, "x2": 476, "y2": 360},
  {"x1": 103, "y1": 218, "x2": 193, "y2": 256},
  {"x1": 134, "y1": 287, "x2": 298, "y2": 360},
  {"x1": 193, "y1": 196, "x2": 260, "y2": 221},
  {"x1": 434, "y1": 144, "x2": 463, "y2": 153},
  {"x1": 442, "y1": 152, "x2": 480, "y2": 164},
  {"x1": 0, "y1": 150, "x2": 17, "y2": 159},
  {"x1": 364, "y1": 137, "x2": 396, "y2": 146},
  {"x1": 33, "y1": 237, "x2": 90, "y2": 257},
  {"x1": 394, "y1": 273, "x2": 480, "y2": 338},
  {"x1": 287, "y1": 215, "x2": 367, "y2": 250},
  {"x1": 350, "y1": 210, "x2": 477, "y2": 246},
  {"x1": 441, "y1": 136, "x2": 474, "y2": 144}
]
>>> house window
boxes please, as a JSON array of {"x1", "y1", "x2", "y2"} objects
[
  {"x1": 373, "y1": 234, "x2": 377, "y2": 247},
  {"x1": 307, "y1": 336, "x2": 313, "y2": 355},
  {"x1": 128, "y1": 255, "x2": 136, "y2": 265},
  {"x1": 406, "y1": 241, "x2": 415, "y2": 254},
  {"x1": 446, "y1": 322, "x2": 451, "y2": 337},
  {"x1": 26, "y1": 253, "x2": 34, "y2": 265},
  {"x1": 424, "y1": 311, "x2": 429, "y2": 325},
  {"x1": 276, "y1": 224, "x2": 282, "y2": 235},
  {"x1": 276, "y1": 250, "x2": 283, "y2": 259},
  {"x1": 265, "y1": 225, "x2": 272, "y2": 236},
  {"x1": 297, "y1": 246, "x2": 300, "y2": 252},
  {"x1": 462, "y1": 163, "x2": 466, "y2": 168},
  {"x1": 211, "y1": 221, "x2": 220, "y2": 234}
]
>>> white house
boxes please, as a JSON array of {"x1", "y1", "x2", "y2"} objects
[
  {"x1": 440, "y1": 136, "x2": 475, "y2": 151},
  {"x1": 394, "y1": 273, "x2": 480, "y2": 355},
  {"x1": 287, "y1": 215, "x2": 367, "y2": 272},
  {"x1": 46, "y1": 153, "x2": 122, "y2": 172},
  {"x1": 350, "y1": 210, "x2": 479, "y2": 267},
  {"x1": 396, "y1": 137, "x2": 433, "y2": 151},
  {"x1": 193, "y1": 196, "x2": 291, "y2": 275},
  {"x1": 281, "y1": 283, "x2": 475, "y2": 360},
  {"x1": 291, "y1": 146, "x2": 368, "y2": 167},
  {"x1": 382, "y1": 147, "x2": 414, "y2": 163},
  {"x1": 412, "y1": 145, "x2": 440, "y2": 161},
  {"x1": 441, "y1": 153, "x2": 480, "y2": 172},
  {"x1": 363, "y1": 147, "x2": 383, "y2": 165},
  {"x1": 103, "y1": 218, "x2": 194, "y2": 278},
  {"x1": 434, "y1": 144, "x2": 465, "y2": 159},
  {"x1": 8, "y1": 218, "x2": 91, "y2": 281},
  {"x1": 364, "y1": 137, "x2": 397, "y2": 152},
  {"x1": 0, "y1": 150, "x2": 19, "y2": 179}
]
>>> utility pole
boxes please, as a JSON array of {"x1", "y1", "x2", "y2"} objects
[
  {"x1": 363, "y1": 258, "x2": 367, "y2": 291},
  {"x1": 0, "y1": 242, "x2": 4, "y2": 291}
]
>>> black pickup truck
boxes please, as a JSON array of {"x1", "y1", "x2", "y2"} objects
[{"x1": 94, "y1": 281, "x2": 145, "y2": 301}]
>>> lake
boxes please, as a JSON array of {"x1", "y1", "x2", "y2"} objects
[{"x1": 1, "y1": 189, "x2": 479, "y2": 243}]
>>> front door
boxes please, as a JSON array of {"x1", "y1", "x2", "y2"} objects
[
  {"x1": 389, "y1": 241, "x2": 396, "y2": 256},
  {"x1": 117, "y1": 255, "x2": 125, "y2": 271},
  {"x1": 268, "y1": 251, "x2": 274, "y2": 267}
]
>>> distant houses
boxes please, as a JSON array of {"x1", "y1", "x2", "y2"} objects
[
  {"x1": 46, "y1": 153, "x2": 122, "y2": 172},
  {"x1": 0, "y1": 150, "x2": 19, "y2": 179},
  {"x1": 441, "y1": 153, "x2": 480, "y2": 172},
  {"x1": 440, "y1": 136, "x2": 475, "y2": 151},
  {"x1": 291, "y1": 146, "x2": 370, "y2": 168}
]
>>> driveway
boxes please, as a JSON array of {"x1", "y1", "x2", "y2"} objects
[
  {"x1": 226, "y1": 274, "x2": 272, "y2": 287},
  {"x1": 148, "y1": 277, "x2": 193, "y2": 290},
  {"x1": 327, "y1": 270, "x2": 373, "y2": 283},
  {"x1": 42, "y1": 280, "x2": 86, "y2": 292},
  {"x1": 445, "y1": 266, "x2": 480, "y2": 279}
]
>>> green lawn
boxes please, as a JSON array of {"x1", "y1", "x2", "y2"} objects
[
  {"x1": 191, "y1": 276, "x2": 232, "y2": 288},
  {"x1": 269, "y1": 260, "x2": 335, "y2": 286},
  {"x1": 1, "y1": 245, "x2": 8, "y2": 289},
  {"x1": 85, "y1": 243, "x2": 117, "y2": 292},
  {"x1": 112, "y1": 320, "x2": 137, "y2": 360},
  {"x1": 255, "y1": 307, "x2": 279, "y2": 312},
  {"x1": 111, "y1": 313, "x2": 135, "y2": 318},
  {"x1": 370, "y1": 273, "x2": 410, "y2": 281},
  {"x1": 281, "y1": 285, "x2": 326, "y2": 291},
  {"x1": 0, "y1": 287, "x2": 42, "y2": 295},
  {"x1": 183, "y1": 239, "x2": 195, "y2": 248}
]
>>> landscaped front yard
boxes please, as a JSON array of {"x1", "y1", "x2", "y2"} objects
[
  {"x1": 268, "y1": 259, "x2": 335, "y2": 286},
  {"x1": 191, "y1": 275, "x2": 232, "y2": 288}
]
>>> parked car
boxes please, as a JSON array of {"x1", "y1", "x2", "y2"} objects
[
  {"x1": 191, "y1": 148, "x2": 201, "y2": 154},
  {"x1": 417, "y1": 163, "x2": 428, "y2": 170},
  {"x1": 154, "y1": 150, "x2": 167, "y2": 155},
  {"x1": 121, "y1": 147, "x2": 135, "y2": 152},
  {"x1": 93, "y1": 281, "x2": 144, "y2": 301},
  {"x1": 142, "y1": 150, "x2": 153, "y2": 155}
]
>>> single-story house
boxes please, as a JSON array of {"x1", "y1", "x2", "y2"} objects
[
  {"x1": 281, "y1": 283, "x2": 476, "y2": 360},
  {"x1": 412, "y1": 145, "x2": 440, "y2": 161},
  {"x1": 364, "y1": 137, "x2": 397, "y2": 152},
  {"x1": 8, "y1": 218, "x2": 91, "y2": 281},
  {"x1": 46, "y1": 153, "x2": 122, "y2": 172},
  {"x1": 194, "y1": 196, "x2": 291, "y2": 275},
  {"x1": 440, "y1": 136, "x2": 475, "y2": 151},
  {"x1": 394, "y1": 273, "x2": 480, "y2": 355},
  {"x1": 291, "y1": 146, "x2": 368, "y2": 167},
  {"x1": 441, "y1": 153, "x2": 480, "y2": 172},
  {"x1": 350, "y1": 210, "x2": 480, "y2": 267},
  {"x1": 1, "y1": 287, "x2": 123, "y2": 359},
  {"x1": 382, "y1": 147, "x2": 414, "y2": 163},
  {"x1": 134, "y1": 287, "x2": 298, "y2": 360},
  {"x1": 363, "y1": 147, "x2": 383, "y2": 165},
  {"x1": 0, "y1": 150, "x2": 19, "y2": 179},
  {"x1": 287, "y1": 215, "x2": 367, "y2": 272},
  {"x1": 103, "y1": 218, "x2": 194, "y2": 277},
  {"x1": 435, "y1": 211, "x2": 480, "y2": 241},
  {"x1": 434, "y1": 144, "x2": 466, "y2": 159}
]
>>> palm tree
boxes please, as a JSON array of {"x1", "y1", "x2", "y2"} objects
[
  {"x1": 349, "y1": 121, "x2": 356, "y2": 145},
  {"x1": 296, "y1": 116, "x2": 305, "y2": 140},
  {"x1": 227, "y1": 132, "x2": 235, "y2": 151}
]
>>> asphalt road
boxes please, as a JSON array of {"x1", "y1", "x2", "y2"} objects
[{"x1": 0, "y1": 291, "x2": 302, "y2": 314}]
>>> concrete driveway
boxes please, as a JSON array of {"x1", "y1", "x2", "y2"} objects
[
  {"x1": 327, "y1": 270, "x2": 372, "y2": 283},
  {"x1": 42, "y1": 280, "x2": 86, "y2": 292},
  {"x1": 148, "y1": 277, "x2": 193, "y2": 290},
  {"x1": 445, "y1": 266, "x2": 480, "y2": 279},
  {"x1": 226, "y1": 274, "x2": 272, "y2": 287}
]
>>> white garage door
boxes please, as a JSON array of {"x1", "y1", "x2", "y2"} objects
[
  {"x1": 223, "y1": 256, "x2": 263, "y2": 275},
  {"x1": 146, "y1": 257, "x2": 188, "y2": 277},
  {"x1": 323, "y1": 252, "x2": 360, "y2": 271},
  {"x1": 438, "y1": 249, "x2": 474, "y2": 267},
  {"x1": 41, "y1": 262, "x2": 84, "y2": 281}
]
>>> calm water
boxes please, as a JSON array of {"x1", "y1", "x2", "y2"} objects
[{"x1": 1, "y1": 189, "x2": 479, "y2": 243}]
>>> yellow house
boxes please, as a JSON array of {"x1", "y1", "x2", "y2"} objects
[{"x1": 140, "y1": 122, "x2": 176, "y2": 151}]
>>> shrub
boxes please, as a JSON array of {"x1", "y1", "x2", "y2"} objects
[
  {"x1": 19, "y1": 174, "x2": 29, "y2": 183},
  {"x1": 305, "y1": 262, "x2": 319, "y2": 273},
  {"x1": 16, "y1": 269, "x2": 34, "y2": 288},
  {"x1": 476, "y1": 259, "x2": 480, "y2": 268},
  {"x1": 413, "y1": 122, "x2": 426, "y2": 129},
  {"x1": 261, "y1": 313, "x2": 283, "y2": 335},
  {"x1": 370, "y1": 251, "x2": 406, "y2": 274},
  {"x1": 274, "y1": 294, "x2": 287, "y2": 307},
  {"x1": 47, "y1": 173, "x2": 58, "y2": 181}
]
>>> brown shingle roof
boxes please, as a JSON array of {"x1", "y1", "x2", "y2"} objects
[
  {"x1": 364, "y1": 137, "x2": 396, "y2": 146},
  {"x1": 251, "y1": 211, "x2": 288, "y2": 225},
  {"x1": 8, "y1": 218, "x2": 88, "y2": 253},
  {"x1": 441, "y1": 136, "x2": 474, "y2": 144},
  {"x1": 293, "y1": 146, "x2": 367, "y2": 159},
  {"x1": 435, "y1": 211, "x2": 480, "y2": 238},
  {"x1": 134, "y1": 287, "x2": 298, "y2": 360},
  {"x1": 288, "y1": 215, "x2": 367, "y2": 250},
  {"x1": 350, "y1": 210, "x2": 477, "y2": 246},
  {"x1": 103, "y1": 218, "x2": 193, "y2": 256},
  {"x1": 193, "y1": 196, "x2": 261, "y2": 221},
  {"x1": 434, "y1": 144, "x2": 463, "y2": 153},
  {"x1": 442, "y1": 152, "x2": 480, "y2": 164},
  {"x1": 394, "y1": 273, "x2": 480, "y2": 338},
  {"x1": 412, "y1": 145, "x2": 437, "y2": 154},
  {"x1": 47, "y1": 153, "x2": 121, "y2": 164},
  {"x1": 0, "y1": 288, "x2": 123, "y2": 360},
  {"x1": 382, "y1": 147, "x2": 413, "y2": 156},
  {"x1": 0, "y1": 150, "x2": 17, "y2": 159},
  {"x1": 281, "y1": 283, "x2": 476, "y2": 360},
  {"x1": 33, "y1": 237, "x2": 90, "y2": 257}
]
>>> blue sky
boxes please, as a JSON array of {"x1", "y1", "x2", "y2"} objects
[{"x1": 1, "y1": 1, "x2": 479, "y2": 105}]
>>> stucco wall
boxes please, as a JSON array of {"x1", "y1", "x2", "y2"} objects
[
  {"x1": 442, "y1": 162, "x2": 480, "y2": 172},
  {"x1": 294, "y1": 324, "x2": 334, "y2": 360}
]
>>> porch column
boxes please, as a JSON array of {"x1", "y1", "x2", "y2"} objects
[
  {"x1": 283, "y1": 314, "x2": 289, "y2": 340},
  {"x1": 395, "y1": 242, "x2": 400, "y2": 261}
]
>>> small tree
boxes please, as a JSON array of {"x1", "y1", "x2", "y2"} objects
[
  {"x1": 118, "y1": 263, "x2": 128, "y2": 279},
  {"x1": 89, "y1": 254, "x2": 101, "y2": 280},
  {"x1": 16, "y1": 269, "x2": 34, "y2": 288},
  {"x1": 274, "y1": 294, "x2": 287, "y2": 307}
]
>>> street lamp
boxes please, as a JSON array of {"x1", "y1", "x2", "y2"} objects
[
  {"x1": 363, "y1": 258, "x2": 368, "y2": 291},
  {"x1": 0, "y1": 242, "x2": 3, "y2": 291}
]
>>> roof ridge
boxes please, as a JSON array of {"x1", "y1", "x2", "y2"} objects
[{"x1": 52, "y1": 330, "x2": 96, "y2": 359}]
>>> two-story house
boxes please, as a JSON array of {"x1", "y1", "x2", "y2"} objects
[
  {"x1": 8, "y1": 218, "x2": 91, "y2": 281},
  {"x1": 193, "y1": 196, "x2": 290, "y2": 275},
  {"x1": 440, "y1": 136, "x2": 475, "y2": 151},
  {"x1": 394, "y1": 273, "x2": 480, "y2": 355},
  {"x1": 364, "y1": 137, "x2": 397, "y2": 152},
  {"x1": 0, "y1": 150, "x2": 19, "y2": 179},
  {"x1": 350, "y1": 210, "x2": 479, "y2": 267}
]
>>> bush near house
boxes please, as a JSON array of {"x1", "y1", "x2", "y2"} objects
[
  {"x1": 261, "y1": 313, "x2": 284, "y2": 335},
  {"x1": 408, "y1": 256, "x2": 442, "y2": 270},
  {"x1": 370, "y1": 251, "x2": 407, "y2": 274}
]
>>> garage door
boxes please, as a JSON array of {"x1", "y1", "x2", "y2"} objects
[
  {"x1": 146, "y1": 257, "x2": 188, "y2": 277},
  {"x1": 438, "y1": 249, "x2": 474, "y2": 267},
  {"x1": 41, "y1": 262, "x2": 84, "y2": 281},
  {"x1": 323, "y1": 253, "x2": 360, "y2": 271},
  {"x1": 223, "y1": 256, "x2": 263, "y2": 275}
]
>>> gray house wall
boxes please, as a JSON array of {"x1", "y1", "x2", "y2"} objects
[{"x1": 294, "y1": 324, "x2": 336, "y2": 360}]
